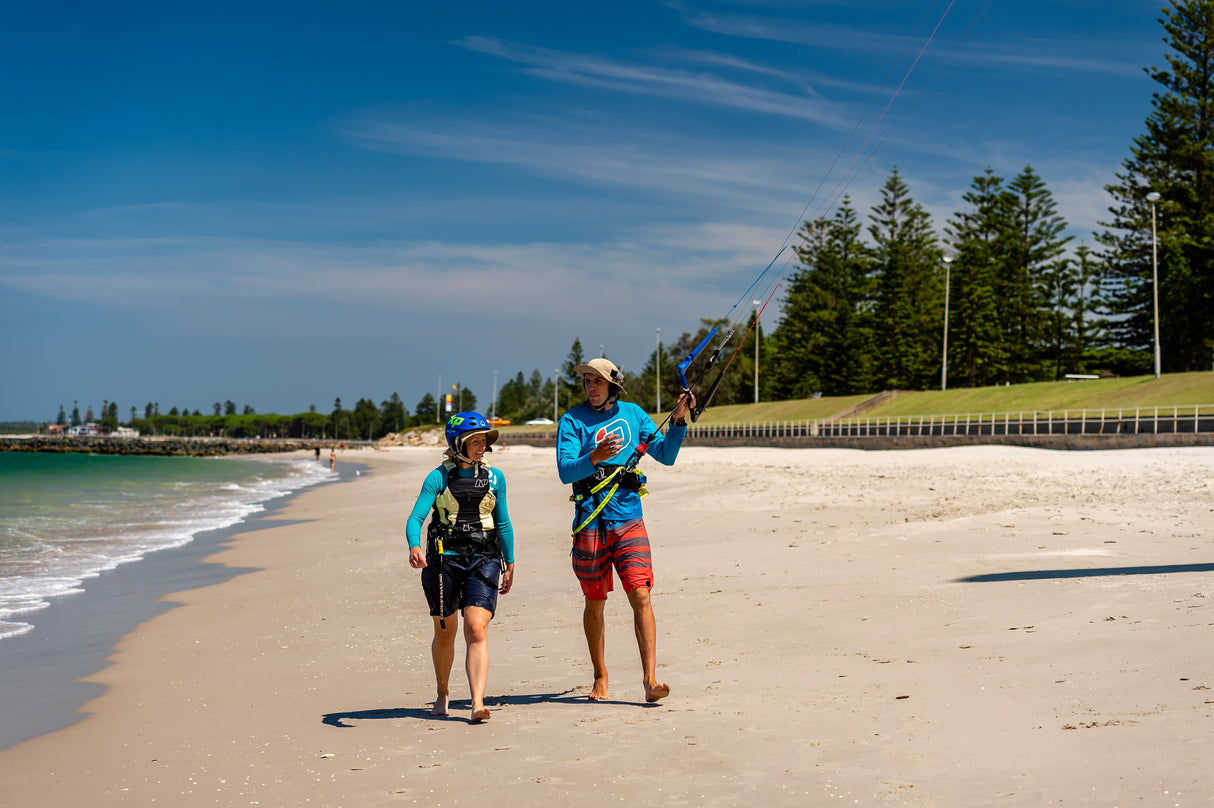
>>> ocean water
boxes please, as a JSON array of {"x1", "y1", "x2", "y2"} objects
[{"x1": 0, "y1": 452, "x2": 332, "y2": 642}]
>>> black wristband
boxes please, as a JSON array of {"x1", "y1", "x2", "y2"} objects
[{"x1": 670, "y1": 416, "x2": 687, "y2": 427}]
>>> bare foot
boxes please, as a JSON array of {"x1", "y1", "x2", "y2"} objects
[
  {"x1": 430, "y1": 695, "x2": 449, "y2": 717},
  {"x1": 588, "y1": 675, "x2": 609, "y2": 701},
  {"x1": 644, "y1": 681, "x2": 670, "y2": 703},
  {"x1": 471, "y1": 706, "x2": 491, "y2": 723}
]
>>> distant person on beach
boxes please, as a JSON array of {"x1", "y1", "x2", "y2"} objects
[
  {"x1": 556, "y1": 358, "x2": 693, "y2": 703},
  {"x1": 329, "y1": 447, "x2": 336, "y2": 471},
  {"x1": 406, "y1": 412, "x2": 516, "y2": 722},
  {"x1": 314, "y1": 446, "x2": 321, "y2": 461}
]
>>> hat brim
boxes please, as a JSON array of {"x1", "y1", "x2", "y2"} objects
[
  {"x1": 574, "y1": 362, "x2": 627, "y2": 394},
  {"x1": 457, "y1": 427, "x2": 498, "y2": 451}
]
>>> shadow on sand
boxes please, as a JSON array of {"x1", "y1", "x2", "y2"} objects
[
  {"x1": 956, "y1": 562, "x2": 1214, "y2": 583},
  {"x1": 321, "y1": 688, "x2": 652, "y2": 727}
]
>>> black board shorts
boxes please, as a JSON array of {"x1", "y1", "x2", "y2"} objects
[{"x1": 421, "y1": 555, "x2": 502, "y2": 618}]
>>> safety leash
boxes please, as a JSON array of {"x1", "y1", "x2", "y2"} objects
[{"x1": 436, "y1": 537, "x2": 447, "y2": 630}]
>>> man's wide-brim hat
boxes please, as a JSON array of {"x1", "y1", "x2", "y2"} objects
[{"x1": 574, "y1": 357, "x2": 627, "y2": 394}]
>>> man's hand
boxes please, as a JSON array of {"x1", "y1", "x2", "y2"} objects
[
  {"x1": 672, "y1": 391, "x2": 697, "y2": 422},
  {"x1": 499, "y1": 563, "x2": 515, "y2": 594},
  {"x1": 589, "y1": 433, "x2": 624, "y2": 464},
  {"x1": 409, "y1": 546, "x2": 427, "y2": 569}
]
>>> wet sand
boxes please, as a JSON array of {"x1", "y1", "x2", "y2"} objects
[
  {"x1": 0, "y1": 461, "x2": 362, "y2": 753},
  {"x1": 0, "y1": 444, "x2": 1210, "y2": 807}
]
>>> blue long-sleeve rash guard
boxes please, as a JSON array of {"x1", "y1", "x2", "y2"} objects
[
  {"x1": 556, "y1": 400, "x2": 687, "y2": 524},
  {"x1": 405, "y1": 463, "x2": 515, "y2": 564}
]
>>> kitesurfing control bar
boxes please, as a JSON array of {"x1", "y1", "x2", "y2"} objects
[{"x1": 677, "y1": 328, "x2": 718, "y2": 391}]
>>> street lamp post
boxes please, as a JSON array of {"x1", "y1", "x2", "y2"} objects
[
  {"x1": 942, "y1": 255, "x2": 952, "y2": 392},
  {"x1": 436, "y1": 374, "x2": 442, "y2": 423},
  {"x1": 491, "y1": 370, "x2": 498, "y2": 423},
  {"x1": 1147, "y1": 191, "x2": 1162, "y2": 379},
  {"x1": 753, "y1": 300, "x2": 762, "y2": 403},
  {"x1": 554, "y1": 369, "x2": 560, "y2": 423},
  {"x1": 656, "y1": 328, "x2": 661, "y2": 414}
]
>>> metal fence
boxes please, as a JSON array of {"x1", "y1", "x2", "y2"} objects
[{"x1": 499, "y1": 405, "x2": 1214, "y2": 448}]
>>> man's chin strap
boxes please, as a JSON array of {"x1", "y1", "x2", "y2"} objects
[{"x1": 590, "y1": 394, "x2": 618, "y2": 413}]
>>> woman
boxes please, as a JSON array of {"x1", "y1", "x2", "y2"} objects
[{"x1": 406, "y1": 411, "x2": 516, "y2": 722}]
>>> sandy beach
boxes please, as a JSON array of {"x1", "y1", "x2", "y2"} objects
[{"x1": 0, "y1": 443, "x2": 1211, "y2": 807}]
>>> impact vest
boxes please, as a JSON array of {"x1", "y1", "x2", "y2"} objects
[{"x1": 427, "y1": 461, "x2": 501, "y2": 557}]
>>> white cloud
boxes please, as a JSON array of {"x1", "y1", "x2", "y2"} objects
[
  {"x1": 1048, "y1": 173, "x2": 1118, "y2": 235},
  {"x1": 686, "y1": 13, "x2": 916, "y2": 54},
  {"x1": 454, "y1": 36, "x2": 851, "y2": 127},
  {"x1": 664, "y1": 46, "x2": 883, "y2": 95},
  {"x1": 687, "y1": 9, "x2": 1150, "y2": 80},
  {"x1": 0, "y1": 228, "x2": 767, "y2": 336},
  {"x1": 340, "y1": 112, "x2": 839, "y2": 221}
]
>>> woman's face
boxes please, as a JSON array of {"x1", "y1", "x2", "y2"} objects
[{"x1": 462, "y1": 432, "x2": 487, "y2": 462}]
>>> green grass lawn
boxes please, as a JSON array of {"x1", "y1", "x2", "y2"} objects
[
  {"x1": 863, "y1": 372, "x2": 1214, "y2": 419},
  {"x1": 678, "y1": 371, "x2": 1214, "y2": 424}
]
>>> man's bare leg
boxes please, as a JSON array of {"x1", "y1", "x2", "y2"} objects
[
  {"x1": 430, "y1": 614, "x2": 458, "y2": 716},
  {"x1": 583, "y1": 597, "x2": 609, "y2": 700},
  {"x1": 627, "y1": 586, "x2": 669, "y2": 702},
  {"x1": 463, "y1": 606, "x2": 493, "y2": 722}
]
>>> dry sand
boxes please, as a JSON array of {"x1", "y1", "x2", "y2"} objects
[{"x1": 0, "y1": 443, "x2": 1211, "y2": 807}]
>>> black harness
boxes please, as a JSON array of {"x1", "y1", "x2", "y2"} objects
[
  {"x1": 427, "y1": 465, "x2": 502, "y2": 558},
  {"x1": 569, "y1": 463, "x2": 646, "y2": 536},
  {"x1": 572, "y1": 463, "x2": 644, "y2": 498}
]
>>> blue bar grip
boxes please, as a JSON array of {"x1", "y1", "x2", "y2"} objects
[{"x1": 677, "y1": 328, "x2": 717, "y2": 390}]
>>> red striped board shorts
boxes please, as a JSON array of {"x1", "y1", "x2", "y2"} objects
[{"x1": 571, "y1": 517, "x2": 653, "y2": 600}]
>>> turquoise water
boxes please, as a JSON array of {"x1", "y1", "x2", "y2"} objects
[{"x1": 0, "y1": 452, "x2": 331, "y2": 640}]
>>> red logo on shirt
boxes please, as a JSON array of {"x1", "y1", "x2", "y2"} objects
[{"x1": 594, "y1": 419, "x2": 632, "y2": 458}]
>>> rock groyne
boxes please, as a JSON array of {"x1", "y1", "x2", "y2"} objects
[{"x1": 0, "y1": 436, "x2": 326, "y2": 456}]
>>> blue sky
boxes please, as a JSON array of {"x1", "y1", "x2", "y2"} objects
[{"x1": 1, "y1": 1, "x2": 1164, "y2": 422}]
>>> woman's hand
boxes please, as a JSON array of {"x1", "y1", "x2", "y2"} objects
[
  {"x1": 409, "y1": 546, "x2": 427, "y2": 569},
  {"x1": 499, "y1": 563, "x2": 515, "y2": 594}
]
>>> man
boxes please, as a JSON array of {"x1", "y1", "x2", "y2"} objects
[{"x1": 556, "y1": 357, "x2": 694, "y2": 703}]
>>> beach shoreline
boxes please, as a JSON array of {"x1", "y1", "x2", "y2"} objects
[
  {"x1": 0, "y1": 452, "x2": 362, "y2": 752},
  {"x1": 0, "y1": 444, "x2": 1210, "y2": 806}
]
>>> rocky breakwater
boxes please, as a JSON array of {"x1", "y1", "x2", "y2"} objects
[
  {"x1": 0, "y1": 436, "x2": 325, "y2": 456},
  {"x1": 374, "y1": 429, "x2": 444, "y2": 448}
]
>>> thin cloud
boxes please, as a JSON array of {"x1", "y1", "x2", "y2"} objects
[
  {"x1": 664, "y1": 46, "x2": 883, "y2": 95},
  {"x1": 686, "y1": 12, "x2": 921, "y2": 53},
  {"x1": 0, "y1": 230, "x2": 754, "y2": 325},
  {"x1": 1043, "y1": 173, "x2": 1119, "y2": 235},
  {"x1": 953, "y1": 43, "x2": 1148, "y2": 78},
  {"x1": 688, "y1": 11, "x2": 1147, "y2": 78},
  {"x1": 454, "y1": 36, "x2": 850, "y2": 126},
  {"x1": 340, "y1": 113, "x2": 835, "y2": 218}
]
